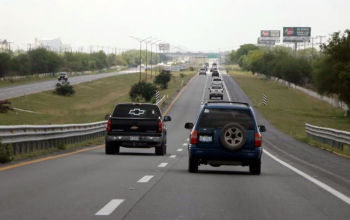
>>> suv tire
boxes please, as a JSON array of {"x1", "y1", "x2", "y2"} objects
[
  {"x1": 188, "y1": 155, "x2": 198, "y2": 173},
  {"x1": 155, "y1": 139, "x2": 166, "y2": 155},
  {"x1": 220, "y1": 123, "x2": 247, "y2": 150},
  {"x1": 105, "y1": 141, "x2": 115, "y2": 155},
  {"x1": 249, "y1": 158, "x2": 261, "y2": 175}
]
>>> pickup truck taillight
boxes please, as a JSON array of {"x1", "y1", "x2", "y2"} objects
[
  {"x1": 106, "y1": 120, "x2": 111, "y2": 132},
  {"x1": 158, "y1": 120, "x2": 163, "y2": 133},
  {"x1": 255, "y1": 133, "x2": 262, "y2": 147},
  {"x1": 190, "y1": 130, "x2": 198, "y2": 145}
]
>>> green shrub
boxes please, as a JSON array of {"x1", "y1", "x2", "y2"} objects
[
  {"x1": 180, "y1": 73, "x2": 186, "y2": 78},
  {"x1": 0, "y1": 99, "x2": 14, "y2": 113},
  {"x1": 54, "y1": 82, "x2": 75, "y2": 96},
  {"x1": 0, "y1": 138, "x2": 14, "y2": 163},
  {"x1": 154, "y1": 70, "x2": 171, "y2": 89},
  {"x1": 129, "y1": 81, "x2": 158, "y2": 102},
  {"x1": 189, "y1": 66, "x2": 195, "y2": 71}
]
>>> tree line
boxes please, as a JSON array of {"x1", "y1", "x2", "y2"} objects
[
  {"x1": 0, "y1": 48, "x2": 162, "y2": 78},
  {"x1": 225, "y1": 29, "x2": 350, "y2": 108}
]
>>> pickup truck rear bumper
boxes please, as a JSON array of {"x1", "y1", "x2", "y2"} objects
[{"x1": 107, "y1": 135, "x2": 162, "y2": 142}]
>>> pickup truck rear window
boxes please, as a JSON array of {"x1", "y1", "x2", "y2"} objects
[
  {"x1": 198, "y1": 109, "x2": 255, "y2": 130},
  {"x1": 112, "y1": 105, "x2": 161, "y2": 118}
]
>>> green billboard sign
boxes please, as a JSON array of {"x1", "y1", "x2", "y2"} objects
[
  {"x1": 283, "y1": 27, "x2": 311, "y2": 37},
  {"x1": 283, "y1": 27, "x2": 311, "y2": 42},
  {"x1": 208, "y1": 54, "x2": 217, "y2": 58}
]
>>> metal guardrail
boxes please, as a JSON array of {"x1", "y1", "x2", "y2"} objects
[
  {"x1": 0, "y1": 97, "x2": 167, "y2": 155},
  {"x1": 305, "y1": 123, "x2": 350, "y2": 152}
]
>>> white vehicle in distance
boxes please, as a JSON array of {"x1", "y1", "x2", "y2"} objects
[
  {"x1": 209, "y1": 85, "x2": 224, "y2": 100},
  {"x1": 211, "y1": 77, "x2": 223, "y2": 86}
]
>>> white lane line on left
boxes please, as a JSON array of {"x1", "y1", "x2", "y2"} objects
[
  {"x1": 222, "y1": 74, "x2": 231, "y2": 101},
  {"x1": 177, "y1": 149, "x2": 183, "y2": 151},
  {"x1": 95, "y1": 199, "x2": 124, "y2": 216},
  {"x1": 137, "y1": 175, "x2": 154, "y2": 183},
  {"x1": 264, "y1": 150, "x2": 350, "y2": 206},
  {"x1": 158, "y1": 163, "x2": 168, "y2": 167},
  {"x1": 170, "y1": 155, "x2": 177, "y2": 158}
]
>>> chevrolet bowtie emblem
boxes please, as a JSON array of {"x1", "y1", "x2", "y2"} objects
[{"x1": 130, "y1": 126, "x2": 138, "y2": 130}]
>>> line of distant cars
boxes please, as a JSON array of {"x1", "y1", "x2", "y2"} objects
[{"x1": 198, "y1": 62, "x2": 225, "y2": 100}]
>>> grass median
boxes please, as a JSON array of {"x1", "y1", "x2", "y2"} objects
[
  {"x1": 228, "y1": 67, "x2": 350, "y2": 156},
  {"x1": 0, "y1": 70, "x2": 196, "y2": 125}
]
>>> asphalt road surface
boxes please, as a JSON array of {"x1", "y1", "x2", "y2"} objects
[
  {"x1": 0, "y1": 68, "x2": 349, "y2": 220},
  {"x1": 0, "y1": 68, "x2": 140, "y2": 100}
]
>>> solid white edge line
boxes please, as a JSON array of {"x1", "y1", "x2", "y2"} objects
[
  {"x1": 95, "y1": 199, "x2": 125, "y2": 216},
  {"x1": 158, "y1": 163, "x2": 168, "y2": 167},
  {"x1": 137, "y1": 175, "x2": 154, "y2": 183},
  {"x1": 264, "y1": 150, "x2": 350, "y2": 205},
  {"x1": 170, "y1": 155, "x2": 177, "y2": 158}
]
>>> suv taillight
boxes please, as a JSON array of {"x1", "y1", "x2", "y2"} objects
[
  {"x1": 255, "y1": 133, "x2": 262, "y2": 147},
  {"x1": 190, "y1": 130, "x2": 198, "y2": 145},
  {"x1": 106, "y1": 120, "x2": 111, "y2": 132},
  {"x1": 158, "y1": 120, "x2": 163, "y2": 133}
]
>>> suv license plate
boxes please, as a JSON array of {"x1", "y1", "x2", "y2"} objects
[
  {"x1": 130, "y1": 136, "x2": 139, "y2": 141},
  {"x1": 199, "y1": 136, "x2": 212, "y2": 142}
]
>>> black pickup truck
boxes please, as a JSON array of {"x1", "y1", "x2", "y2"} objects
[{"x1": 105, "y1": 103, "x2": 171, "y2": 155}]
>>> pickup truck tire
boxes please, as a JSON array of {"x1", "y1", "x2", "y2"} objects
[
  {"x1": 221, "y1": 97, "x2": 223, "y2": 100},
  {"x1": 249, "y1": 158, "x2": 261, "y2": 175},
  {"x1": 114, "y1": 142, "x2": 121, "y2": 154},
  {"x1": 105, "y1": 141, "x2": 115, "y2": 155},
  {"x1": 188, "y1": 155, "x2": 198, "y2": 173},
  {"x1": 155, "y1": 139, "x2": 166, "y2": 155}
]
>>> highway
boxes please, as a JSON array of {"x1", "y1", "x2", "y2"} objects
[
  {"x1": 0, "y1": 68, "x2": 350, "y2": 220},
  {"x1": 0, "y1": 68, "x2": 140, "y2": 100}
]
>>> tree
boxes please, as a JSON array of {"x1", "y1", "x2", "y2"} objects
[
  {"x1": 313, "y1": 30, "x2": 350, "y2": 113},
  {"x1": 154, "y1": 70, "x2": 171, "y2": 89},
  {"x1": 0, "y1": 53, "x2": 12, "y2": 78},
  {"x1": 54, "y1": 82, "x2": 75, "y2": 96},
  {"x1": 235, "y1": 44, "x2": 259, "y2": 62},
  {"x1": 129, "y1": 81, "x2": 157, "y2": 102}
]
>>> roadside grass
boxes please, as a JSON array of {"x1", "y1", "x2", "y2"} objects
[
  {"x1": 0, "y1": 70, "x2": 196, "y2": 125},
  {"x1": 0, "y1": 67, "x2": 125, "y2": 89},
  {"x1": 229, "y1": 69, "x2": 350, "y2": 156}
]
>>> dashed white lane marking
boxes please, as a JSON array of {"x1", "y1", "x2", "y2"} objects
[
  {"x1": 201, "y1": 74, "x2": 209, "y2": 103},
  {"x1": 10, "y1": 91, "x2": 13, "y2": 93},
  {"x1": 182, "y1": 143, "x2": 188, "y2": 146},
  {"x1": 177, "y1": 149, "x2": 183, "y2": 152},
  {"x1": 186, "y1": 138, "x2": 189, "y2": 142},
  {"x1": 95, "y1": 199, "x2": 124, "y2": 216},
  {"x1": 264, "y1": 150, "x2": 350, "y2": 205},
  {"x1": 170, "y1": 155, "x2": 177, "y2": 158},
  {"x1": 19, "y1": 90, "x2": 22, "y2": 92},
  {"x1": 137, "y1": 175, "x2": 154, "y2": 183},
  {"x1": 158, "y1": 163, "x2": 168, "y2": 167},
  {"x1": 35, "y1": 87, "x2": 38, "y2": 89}
]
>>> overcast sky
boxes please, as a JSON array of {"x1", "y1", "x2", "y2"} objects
[{"x1": 1, "y1": 0, "x2": 349, "y2": 52}]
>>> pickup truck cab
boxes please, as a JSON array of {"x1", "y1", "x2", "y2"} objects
[
  {"x1": 211, "y1": 78, "x2": 223, "y2": 86},
  {"x1": 105, "y1": 103, "x2": 171, "y2": 155},
  {"x1": 209, "y1": 85, "x2": 224, "y2": 100}
]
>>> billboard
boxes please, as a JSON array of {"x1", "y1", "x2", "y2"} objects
[
  {"x1": 260, "y1": 30, "x2": 280, "y2": 43},
  {"x1": 257, "y1": 38, "x2": 275, "y2": 45},
  {"x1": 159, "y1": 43, "x2": 170, "y2": 51},
  {"x1": 283, "y1": 27, "x2": 311, "y2": 42}
]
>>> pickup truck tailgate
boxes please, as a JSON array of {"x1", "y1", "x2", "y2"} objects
[{"x1": 110, "y1": 118, "x2": 159, "y2": 133}]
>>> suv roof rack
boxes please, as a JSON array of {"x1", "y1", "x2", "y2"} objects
[{"x1": 205, "y1": 101, "x2": 250, "y2": 107}]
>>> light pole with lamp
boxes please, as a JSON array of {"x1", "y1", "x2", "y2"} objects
[
  {"x1": 145, "y1": 38, "x2": 157, "y2": 81},
  {"x1": 130, "y1": 36, "x2": 152, "y2": 82},
  {"x1": 150, "y1": 40, "x2": 161, "y2": 79}
]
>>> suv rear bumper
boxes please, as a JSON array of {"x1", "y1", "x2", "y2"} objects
[{"x1": 189, "y1": 146, "x2": 262, "y2": 162}]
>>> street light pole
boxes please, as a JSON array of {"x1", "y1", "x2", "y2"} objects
[
  {"x1": 150, "y1": 40, "x2": 161, "y2": 79},
  {"x1": 130, "y1": 36, "x2": 152, "y2": 82},
  {"x1": 145, "y1": 38, "x2": 157, "y2": 81}
]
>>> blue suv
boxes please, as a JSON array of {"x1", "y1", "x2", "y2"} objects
[{"x1": 184, "y1": 101, "x2": 266, "y2": 174}]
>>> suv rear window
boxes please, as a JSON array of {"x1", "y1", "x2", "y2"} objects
[
  {"x1": 200, "y1": 68, "x2": 206, "y2": 71},
  {"x1": 198, "y1": 109, "x2": 255, "y2": 130},
  {"x1": 213, "y1": 78, "x2": 221, "y2": 81},
  {"x1": 112, "y1": 105, "x2": 161, "y2": 118},
  {"x1": 211, "y1": 86, "x2": 222, "y2": 89}
]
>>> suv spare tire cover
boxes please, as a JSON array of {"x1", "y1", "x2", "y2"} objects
[{"x1": 220, "y1": 123, "x2": 247, "y2": 150}]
